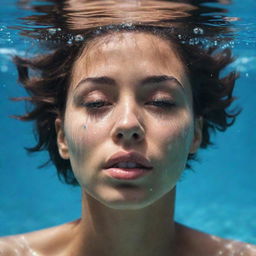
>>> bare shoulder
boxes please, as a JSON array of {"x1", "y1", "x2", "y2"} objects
[
  {"x1": 0, "y1": 235, "x2": 35, "y2": 256},
  {"x1": 0, "y1": 236, "x2": 17, "y2": 255},
  {"x1": 175, "y1": 222, "x2": 256, "y2": 256},
  {"x1": 0, "y1": 219, "x2": 80, "y2": 256}
]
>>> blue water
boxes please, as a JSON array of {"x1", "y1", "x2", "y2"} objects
[{"x1": 0, "y1": 0, "x2": 255, "y2": 244}]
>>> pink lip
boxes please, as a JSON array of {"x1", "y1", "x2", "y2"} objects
[
  {"x1": 103, "y1": 167, "x2": 152, "y2": 180},
  {"x1": 103, "y1": 151, "x2": 153, "y2": 169}
]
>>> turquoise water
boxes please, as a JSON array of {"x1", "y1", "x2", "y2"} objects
[{"x1": 0, "y1": 0, "x2": 255, "y2": 244}]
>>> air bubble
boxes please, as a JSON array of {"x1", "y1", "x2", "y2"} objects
[
  {"x1": 193, "y1": 27, "x2": 204, "y2": 35},
  {"x1": 74, "y1": 34, "x2": 84, "y2": 42},
  {"x1": 48, "y1": 28, "x2": 57, "y2": 35},
  {"x1": 177, "y1": 34, "x2": 182, "y2": 39}
]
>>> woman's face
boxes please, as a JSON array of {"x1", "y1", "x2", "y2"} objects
[{"x1": 55, "y1": 32, "x2": 202, "y2": 209}]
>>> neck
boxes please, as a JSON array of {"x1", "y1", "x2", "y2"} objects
[{"x1": 67, "y1": 188, "x2": 178, "y2": 256}]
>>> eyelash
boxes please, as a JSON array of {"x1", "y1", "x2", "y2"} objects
[{"x1": 82, "y1": 99, "x2": 176, "y2": 110}]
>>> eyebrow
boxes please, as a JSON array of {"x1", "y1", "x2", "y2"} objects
[{"x1": 75, "y1": 75, "x2": 185, "y2": 92}]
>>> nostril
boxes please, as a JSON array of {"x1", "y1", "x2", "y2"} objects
[
  {"x1": 134, "y1": 133, "x2": 139, "y2": 139},
  {"x1": 117, "y1": 133, "x2": 123, "y2": 139},
  {"x1": 115, "y1": 131, "x2": 141, "y2": 141}
]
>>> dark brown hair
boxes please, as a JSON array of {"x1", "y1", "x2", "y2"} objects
[{"x1": 12, "y1": 8, "x2": 240, "y2": 186}]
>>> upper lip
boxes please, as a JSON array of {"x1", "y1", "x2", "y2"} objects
[{"x1": 103, "y1": 151, "x2": 153, "y2": 169}]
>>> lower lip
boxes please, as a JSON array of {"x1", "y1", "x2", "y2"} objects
[{"x1": 103, "y1": 168, "x2": 152, "y2": 180}]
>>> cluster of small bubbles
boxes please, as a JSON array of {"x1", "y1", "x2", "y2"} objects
[
  {"x1": 0, "y1": 29, "x2": 13, "y2": 44},
  {"x1": 193, "y1": 27, "x2": 204, "y2": 35},
  {"x1": 188, "y1": 38, "x2": 200, "y2": 45},
  {"x1": 47, "y1": 27, "x2": 62, "y2": 35},
  {"x1": 74, "y1": 34, "x2": 84, "y2": 42},
  {"x1": 121, "y1": 22, "x2": 134, "y2": 29},
  {"x1": 107, "y1": 25, "x2": 115, "y2": 30}
]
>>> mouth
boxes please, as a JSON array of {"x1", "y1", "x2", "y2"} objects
[
  {"x1": 103, "y1": 151, "x2": 153, "y2": 180},
  {"x1": 104, "y1": 151, "x2": 153, "y2": 169},
  {"x1": 103, "y1": 167, "x2": 152, "y2": 180}
]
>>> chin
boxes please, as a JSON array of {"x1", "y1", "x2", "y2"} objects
[
  {"x1": 92, "y1": 186, "x2": 159, "y2": 209},
  {"x1": 95, "y1": 185, "x2": 170, "y2": 210}
]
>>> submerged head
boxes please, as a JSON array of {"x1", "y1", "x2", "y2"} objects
[
  {"x1": 53, "y1": 31, "x2": 202, "y2": 208},
  {"x1": 13, "y1": 20, "x2": 239, "y2": 208}
]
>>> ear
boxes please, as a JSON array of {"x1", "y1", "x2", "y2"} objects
[
  {"x1": 189, "y1": 116, "x2": 203, "y2": 154},
  {"x1": 55, "y1": 117, "x2": 70, "y2": 159}
]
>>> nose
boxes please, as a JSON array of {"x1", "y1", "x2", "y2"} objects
[{"x1": 111, "y1": 101, "x2": 145, "y2": 145}]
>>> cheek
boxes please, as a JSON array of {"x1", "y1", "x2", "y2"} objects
[
  {"x1": 63, "y1": 110, "x2": 110, "y2": 157},
  {"x1": 64, "y1": 117, "x2": 86, "y2": 159},
  {"x1": 167, "y1": 120, "x2": 193, "y2": 152},
  {"x1": 159, "y1": 112, "x2": 194, "y2": 161}
]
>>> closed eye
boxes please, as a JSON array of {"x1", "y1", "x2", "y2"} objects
[
  {"x1": 82, "y1": 100, "x2": 110, "y2": 108},
  {"x1": 146, "y1": 100, "x2": 176, "y2": 108}
]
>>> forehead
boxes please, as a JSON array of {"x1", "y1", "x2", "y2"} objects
[{"x1": 71, "y1": 32, "x2": 190, "y2": 92}]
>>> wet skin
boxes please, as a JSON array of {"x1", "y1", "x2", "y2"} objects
[
  {"x1": 56, "y1": 32, "x2": 202, "y2": 209},
  {"x1": 1, "y1": 32, "x2": 255, "y2": 256}
]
